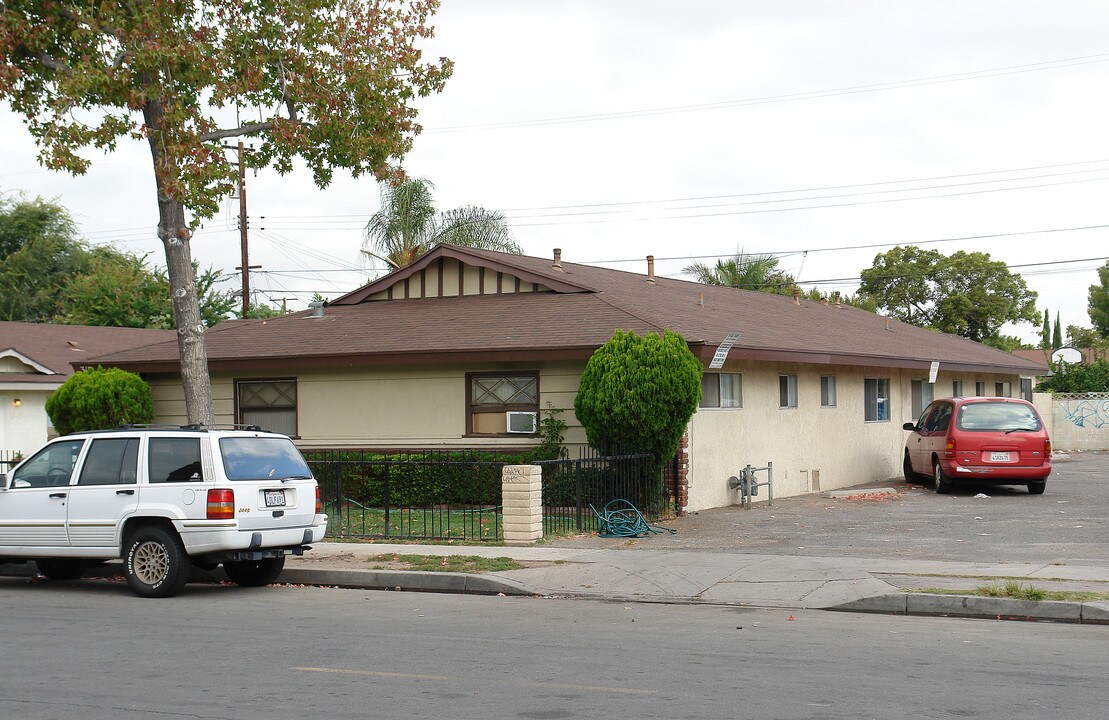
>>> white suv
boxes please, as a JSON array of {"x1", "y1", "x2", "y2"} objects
[{"x1": 0, "y1": 426, "x2": 327, "y2": 598}]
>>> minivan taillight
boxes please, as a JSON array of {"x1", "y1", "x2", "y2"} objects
[
  {"x1": 1045, "y1": 439, "x2": 1052, "y2": 458},
  {"x1": 315, "y1": 486, "x2": 321, "y2": 514},
  {"x1": 944, "y1": 438, "x2": 956, "y2": 458},
  {"x1": 207, "y1": 488, "x2": 235, "y2": 520}
]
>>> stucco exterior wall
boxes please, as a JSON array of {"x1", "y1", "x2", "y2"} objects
[
  {"x1": 685, "y1": 364, "x2": 1026, "y2": 512},
  {"x1": 147, "y1": 361, "x2": 589, "y2": 451},
  {"x1": 0, "y1": 389, "x2": 54, "y2": 457}
]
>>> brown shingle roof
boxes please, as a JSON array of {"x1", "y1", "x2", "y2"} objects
[
  {"x1": 85, "y1": 245, "x2": 1049, "y2": 375},
  {"x1": 0, "y1": 322, "x2": 175, "y2": 384}
]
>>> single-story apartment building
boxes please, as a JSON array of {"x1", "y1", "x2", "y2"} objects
[
  {"x1": 1, "y1": 322, "x2": 174, "y2": 458},
  {"x1": 84, "y1": 245, "x2": 1048, "y2": 512}
]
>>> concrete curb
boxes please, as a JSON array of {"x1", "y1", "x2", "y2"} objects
[
  {"x1": 830, "y1": 592, "x2": 1108, "y2": 624},
  {"x1": 277, "y1": 567, "x2": 537, "y2": 596}
]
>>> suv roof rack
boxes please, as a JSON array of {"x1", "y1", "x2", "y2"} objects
[
  {"x1": 180, "y1": 423, "x2": 265, "y2": 432},
  {"x1": 62, "y1": 424, "x2": 268, "y2": 436}
]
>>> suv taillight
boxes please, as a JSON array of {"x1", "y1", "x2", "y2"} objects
[
  {"x1": 1045, "y1": 439, "x2": 1052, "y2": 458},
  {"x1": 944, "y1": 438, "x2": 956, "y2": 458},
  {"x1": 207, "y1": 488, "x2": 235, "y2": 520},
  {"x1": 315, "y1": 486, "x2": 321, "y2": 514}
]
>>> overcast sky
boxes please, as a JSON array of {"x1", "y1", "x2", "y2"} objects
[{"x1": 2, "y1": 1, "x2": 1107, "y2": 344}]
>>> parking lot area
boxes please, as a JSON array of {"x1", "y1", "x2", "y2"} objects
[{"x1": 550, "y1": 451, "x2": 1108, "y2": 566}]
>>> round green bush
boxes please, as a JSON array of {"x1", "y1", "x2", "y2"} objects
[
  {"x1": 45, "y1": 366, "x2": 154, "y2": 435},
  {"x1": 573, "y1": 329, "x2": 703, "y2": 468}
]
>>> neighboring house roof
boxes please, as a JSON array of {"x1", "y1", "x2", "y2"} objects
[
  {"x1": 1011, "y1": 348, "x2": 1052, "y2": 369},
  {"x1": 84, "y1": 245, "x2": 1050, "y2": 376},
  {"x1": 0, "y1": 322, "x2": 175, "y2": 386}
]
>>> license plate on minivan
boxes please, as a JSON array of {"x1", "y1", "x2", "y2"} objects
[
  {"x1": 264, "y1": 490, "x2": 286, "y2": 507},
  {"x1": 990, "y1": 452, "x2": 1010, "y2": 462}
]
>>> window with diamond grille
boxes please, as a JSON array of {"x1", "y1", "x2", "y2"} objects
[
  {"x1": 467, "y1": 373, "x2": 538, "y2": 435},
  {"x1": 236, "y1": 379, "x2": 297, "y2": 436}
]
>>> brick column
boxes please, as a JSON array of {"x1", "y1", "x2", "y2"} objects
[{"x1": 502, "y1": 464, "x2": 543, "y2": 545}]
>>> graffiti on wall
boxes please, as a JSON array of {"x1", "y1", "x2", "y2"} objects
[{"x1": 1058, "y1": 393, "x2": 1109, "y2": 429}]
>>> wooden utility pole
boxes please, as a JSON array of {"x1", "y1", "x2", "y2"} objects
[{"x1": 237, "y1": 140, "x2": 250, "y2": 317}]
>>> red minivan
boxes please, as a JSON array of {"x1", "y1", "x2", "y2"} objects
[{"x1": 903, "y1": 397, "x2": 1051, "y2": 494}]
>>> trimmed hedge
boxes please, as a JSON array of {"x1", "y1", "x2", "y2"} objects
[
  {"x1": 45, "y1": 366, "x2": 154, "y2": 435},
  {"x1": 305, "y1": 450, "x2": 530, "y2": 507}
]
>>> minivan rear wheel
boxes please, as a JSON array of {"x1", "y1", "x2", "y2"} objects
[
  {"x1": 903, "y1": 453, "x2": 919, "y2": 484},
  {"x1": 932, "y1": 460, "x2": 953, "y2": 494},
  {"x1": 1028, "y1": 481, "x2": 1046, "y2": 495}
]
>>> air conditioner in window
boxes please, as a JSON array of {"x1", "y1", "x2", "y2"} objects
[{"x1": 506, "y1": 411, "x2": 538, "y2": 434}]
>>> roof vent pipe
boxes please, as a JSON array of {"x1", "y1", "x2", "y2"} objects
[
  {"x1": 833, "y1": 291, "x2": 842, "y2": 307},
  {"x1": 821, "y1": 296, "x2": 829, "y2": 306},
  {"x1": 552, "y1": 248, "x2": 563, "y2": 271},
  {"x1": 308, "y1": 301, "x2": 325, "y2": 318},
  {"x1": 792, "y1": 287, "x2": 800, "y2": 306},
  {"x1": 698, "y1": 292, "x2": 704, "y2": 307},
  {"x1": 646, "y1": 255, "x2": 655, "y2": 284}
]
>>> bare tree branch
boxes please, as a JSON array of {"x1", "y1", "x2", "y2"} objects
[{"x1": 37, "y1": 53, "x2": 71, "y2": 74}]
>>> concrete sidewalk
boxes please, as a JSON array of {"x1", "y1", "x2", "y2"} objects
[{"x1": 282, "y1": 542, "x2": 1109, "y2": 624}]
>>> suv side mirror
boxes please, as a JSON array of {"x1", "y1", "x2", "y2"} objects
[{"x1": 902, "y1": 422, "x2": 917, "y2": 431}]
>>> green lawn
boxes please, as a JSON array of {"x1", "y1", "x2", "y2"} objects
[{"x1": 325, "y1": 500, "x2": 503, "y2": 541}]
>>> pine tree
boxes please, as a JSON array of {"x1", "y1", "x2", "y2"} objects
[
  {"x1": 1053, "y1": 313, "x2": 1063, "y2": 349},
  {"x1": 1042, "y1": 309, "x2": 1051, "y2": 348}
]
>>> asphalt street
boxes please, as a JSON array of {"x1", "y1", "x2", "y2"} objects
[{"x1": 0, "y1": 584, "x2": 1105, "y2": 720}]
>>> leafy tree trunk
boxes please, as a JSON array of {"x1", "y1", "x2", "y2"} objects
[{"x1": 143, "y1": 96, "x2": 212, "y2": 426}]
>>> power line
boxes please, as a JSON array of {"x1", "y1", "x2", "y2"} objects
[
  {"x1": 427, "y1": 52, "x2": 1109, "y2": 133},
  {"x1": 584, "y1": 223, "x2": 1109, "y2": 265}
]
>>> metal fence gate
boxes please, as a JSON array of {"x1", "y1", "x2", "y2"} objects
[{"x1": 536, "y1": 451, "x2": 663, "y2": 536}]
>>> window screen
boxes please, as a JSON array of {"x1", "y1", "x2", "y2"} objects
[{"x1": 237, "y1": 379, "x2": 297, "y2": 436}]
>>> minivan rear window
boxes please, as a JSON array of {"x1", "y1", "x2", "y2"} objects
[
  {"x1": 219, "y1": 437, "x2": 313, "y2": 481},
  {"x1": 956, "y1": 403, "x2": 1041, "y2": 432}
]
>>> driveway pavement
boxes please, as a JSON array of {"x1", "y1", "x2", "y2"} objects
[{"x1": 546, "y1": 449, "x2": 1107, "y2": 565}]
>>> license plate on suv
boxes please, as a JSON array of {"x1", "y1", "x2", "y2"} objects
[
  {"x1": 264, "y1": 490, "x2": 286, "y2": 507},
  {"x1": 990, "y1": 452, "x2": 1010, "y2": 462}
]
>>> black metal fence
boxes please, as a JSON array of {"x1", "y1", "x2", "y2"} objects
[
  {"x1": 536, "y1": 450, "x2": 662, "y2": 536},
  {"x1": 302, "y1": 447, "x2": 666, "y2": 542},
  {"x1": 0, "y1": 450, "x2": 23, "y2": 472},
  {"x1": 303, "y1": 449, "x2": 518, "y2": 542}
]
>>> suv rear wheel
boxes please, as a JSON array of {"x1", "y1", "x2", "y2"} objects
[
  {"x1": 124, "y1": 526, "x2": 190, "y2": 598},
  {"x1": 223, "y1": 556, "x2": 286, "y2": 587}
]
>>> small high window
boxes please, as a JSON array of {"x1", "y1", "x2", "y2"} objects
[
  {"x1": 864, "y1": 378, "x2": 890, "y2": 422},
  {"x1": 820, "y1": 376, "x2": 836, "y2": 407},
  {"x1": 701, "y1": 373, "x2": 742, "y2": 408},
  {"x1": 911, "y1": 379, "x2": 934, "y2": 419},
  {"x1": 779, "y1": 375, "x2": 798, "y2": 409}
]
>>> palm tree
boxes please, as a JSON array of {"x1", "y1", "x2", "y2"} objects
[
  {"x1": 683, "y1": 251, "x2": 794, "y2": 294},
  {"x1": 362, "y1": 178, "x2": 522, "y2": 270}
]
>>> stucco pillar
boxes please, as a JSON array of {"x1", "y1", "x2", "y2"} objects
[{"x1": 501, "y1": 464, "x2": 543, "y2": 545}]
